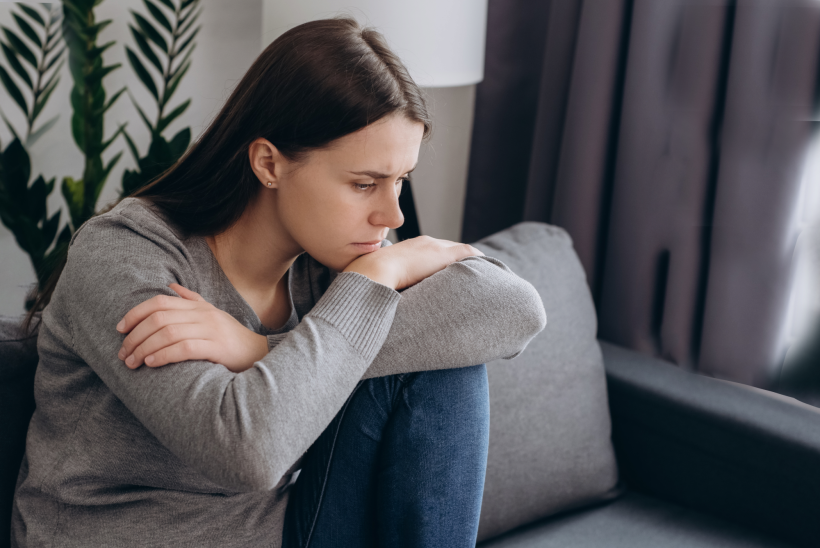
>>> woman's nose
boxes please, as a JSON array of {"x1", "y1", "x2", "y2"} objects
[{"x1": 374, "y1": 183, "x2": 405, "y2": 230}]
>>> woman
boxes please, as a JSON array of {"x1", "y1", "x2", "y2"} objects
[{"x1": 11, "y1": 17, "x2": 546, "y2": 548}]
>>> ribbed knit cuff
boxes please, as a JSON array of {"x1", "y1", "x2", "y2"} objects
[
  {"x1": 308, "y1": 271, "x2": 401, "y2": 363},
  {"x1": 266, "y1": 333, "x2": 289, "y2": 351}
]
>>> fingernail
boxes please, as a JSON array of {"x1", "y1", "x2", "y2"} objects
[
  {"x1": 126, "y1": 355, "x2": 135, "y2": 367},
  {"x1": 145, "y1": 355, "x2": 154, "y2": 365},
  {"x1": 118, "y1": 348, "x2": 125, "y2": 360},
  {"x1": 116, "y1": 320, "x2": 125, "y2": 332}
]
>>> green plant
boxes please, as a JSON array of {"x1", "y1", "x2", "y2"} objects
[
  {"x1": 0, "y1": 0, "x2": 200, "y2": 313},
  {"x1": 0, "y1": 3, "x2": 69, "y2": 308},
  {"x1": 61, "y1": 0, "x2": 127, "y2": 232},
  {"x1": 0, "y1": 139, "x2": 69, "y2": 303},
  {"x1": 121, "y1": 0, "x2": 200, "y2": 197},
  {"x1": 0, "y1": 2, "x2": 65, "y2": 146}
]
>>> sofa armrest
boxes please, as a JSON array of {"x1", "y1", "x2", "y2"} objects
[{"x1": 600, "y1": 340, "x2": 820, "y2": 548}]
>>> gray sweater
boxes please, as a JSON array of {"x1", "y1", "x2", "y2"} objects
[{"x1": 11, "y1": 197, "x2": 546, "y2": 547}]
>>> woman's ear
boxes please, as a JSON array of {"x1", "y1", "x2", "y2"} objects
[{"x1": 248, "y1": 138, "x2": 283, "y2": 189}]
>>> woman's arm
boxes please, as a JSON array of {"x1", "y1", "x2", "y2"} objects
[
  {"x1": 59, "y1": 214, "x2": 400, "y2": 493},
  {"x1": 360, "y1": 253, "x2": 547, "y2": 380},
  {"x1": 264, "y1": 241, "x2": 546, "y2": 378}
]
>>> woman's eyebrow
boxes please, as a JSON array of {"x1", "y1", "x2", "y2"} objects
[{"x1": 347, "y1": 162, "x2": 418, "y2": 179}]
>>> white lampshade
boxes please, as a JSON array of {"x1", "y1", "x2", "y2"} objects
[{"x1": 261, "y1": 1, "x2": 488, "y2": 87}]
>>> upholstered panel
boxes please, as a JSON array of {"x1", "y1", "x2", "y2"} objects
[
  {"x1": 0, "y1": 315, "x2": 38, "y2": 547},
  {"x1": 472, "y1": 222, "x2": 621, "y2": 542},
  {"x1": 477, "y1": 492, "x2": 792, "y2": 548}
]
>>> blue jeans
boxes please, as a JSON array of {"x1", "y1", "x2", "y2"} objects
[{"x1": 281, "y1": 364, "x2": 490, "y2": 548}]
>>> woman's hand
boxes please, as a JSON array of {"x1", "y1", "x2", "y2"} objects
[
  {"x1": 342, "y1": 235, "x2": 485, "y2": 291},
  {"x1": 115, "y1": 283, "x2": 269, "y2": 373}
]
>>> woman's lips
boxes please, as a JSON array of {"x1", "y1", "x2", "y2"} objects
[{"x1": 352, "y1": 242, "x2": 381, "y2": 252}]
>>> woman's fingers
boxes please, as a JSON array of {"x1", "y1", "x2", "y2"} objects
[
  {"x1": 117, "y1": 291, "x2": 198, "y2": 334},
  {"x1": 169, "y1": 283, "x2": 206, "y2": 302},
  {"x1": 119, "y1": 309, "x2": 207, "y2": 363},
  {"x1": 142, "y1": 339, "x2": 215, "y2": 369},
  {"x1": 124, "y1": 322, "x2": 211, "y2": 369}
]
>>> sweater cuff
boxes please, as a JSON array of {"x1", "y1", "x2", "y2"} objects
[
  {"x1": 308, "y1": 271, "x2": 401, "y2": 363},
  {"x1": 266, "y1": 333, "x2": 288, "y2": 351}
]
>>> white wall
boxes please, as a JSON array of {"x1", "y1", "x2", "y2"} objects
[{"x1": 0, "y1": 1, "x2": 476, "y2": 316}]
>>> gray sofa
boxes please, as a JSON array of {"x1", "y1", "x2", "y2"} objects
[{"x1": 3, "y1": 220, "x2": 820, "y2": 547}]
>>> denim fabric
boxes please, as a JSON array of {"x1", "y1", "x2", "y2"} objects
[{"x1": 282, "y1": 363, "x2": 490, "y2": 548}]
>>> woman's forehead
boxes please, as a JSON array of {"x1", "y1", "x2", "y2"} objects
[{"x1": 319, "y1": 116, "x2": 424, "y2": 172}]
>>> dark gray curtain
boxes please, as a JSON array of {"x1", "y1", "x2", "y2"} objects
[{"x1": 462, "y1": 0, "x2": 820, "y2": 387}]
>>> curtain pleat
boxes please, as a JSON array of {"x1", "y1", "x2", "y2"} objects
[{"x1": 463, "y1": 0, "x2": 820, "y2": 386}]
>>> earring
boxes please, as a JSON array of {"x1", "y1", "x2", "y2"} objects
[{"x1": 267, "y1": 181, "x2": 272, "y2": 187}]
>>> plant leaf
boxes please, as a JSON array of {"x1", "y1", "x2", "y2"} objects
[
  {"x1": 1, "y1": 42, "x2": 33, "y2": 90},
  {"x1": 61, "y1": 2, "x2": 86, "y2": 24},
  {"x1": 27, "y1": 114, "x2": 59, "y2": 147},
  {"x1": 18, "y1": 4, "x2": 46, "y2": 28},
  {"x1": 97, "y1": 86, "x2": 126, "y2": 116},
  {"x1": 174, "y1": 25, "x2": 198, "y2": 58},
  {"x1": 101, "y1": 150, "x2": 124, "y2": 185},
  {"x1": 70, "y1": 110, "x2": 85, "y2": 154},
  {"x1": 122, "y1": 128, "x2": 141, "y2": 163},
  {"x1": 42, "y1": 209, "x2": 61, "y2": 251},
  {"x1": 168, "y1": 127, "x2": 190, "y2": 159},
  {"x1": 88, "y1": 39, "x2": 116, "y2": 59},
  {"x1": 85, "y1": 19, "x2": 114, "y2": 41},
  {"x1": 129, "y1": 25, "x2": 162, "y2": 74},
  {"x1": 176, "y1": 6, "x2": 200, "y2": 38},
  {"x1": 101, "y1": 122, "x2": 127, "y2": 154},
  {"x1": 132, "y1": 11, "x2": 167, "y2": 53},
  {"x1": 156, "y1": 98, "x2": 189, "y2": 135},
  {"x1": 97, "y1": 63, "x2": 122, "y2": 82},
  {"x1": 26, "y1": 174, "x2": 47, "y2": 222},
  {"x1": 162, "y1": 59, "x2": 189, "y2": 107},
  {"x1": 2, "y1": 138, "x2": 32, "y2": 205},
  {"x1": 12, "y1": 13, "x2": 42, "y2": 49},
  {"x1": 127, "y1": 91, "x2": 155, "y2": 133},
  {"x1": 2, "y1": 26, "x2": 38, "y2": 68},
  {"x1": 32, "y1": 74, "x2": 59, "y2": 123},
  {"x1": 60, "y1": 176, "x2": 84, "y2": 231},
  {"x1": 40, "y1": 56, "x2": 61, "y2": 92},
  {"x1": 181, "y1": 0, "x2": 199, "y2": 13},
  {"x1": 125, "y1": 46, "x2": 158, "y2": 100},
  {"x1": 170, "y1": 41, "x2": 195, "y2": 80},
  {"x1": 0, "y1": 65, "x2": 28, "y2": 116},
  {"x1": 156, "y1": 0, "x2": 176, "y2": 12},
  {"x1": 45, "y1": 27, "x2": 61, "y2": 52},
  {"x1": 43, "y1": 55, "x2": 65, "y2": 86},
  {"x1": 144, "y1": 0, "x2": 173, "y2": 34}
]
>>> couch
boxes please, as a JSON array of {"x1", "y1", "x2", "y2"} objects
[{"x1": 3, "y1": 220, "x2": 820, "y2": 547}]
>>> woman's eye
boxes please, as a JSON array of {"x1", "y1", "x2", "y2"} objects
[{"x1": 353, "y1": 177, "x2": 409, "y2": 192}]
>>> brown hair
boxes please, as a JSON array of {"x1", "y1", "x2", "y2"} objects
[{"x1": 23, "y1": 16, "x2": 431, "y2": 333}]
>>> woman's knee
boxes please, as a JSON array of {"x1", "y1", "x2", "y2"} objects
[
  {"x1": 420, "y1": 362, "x2": 488, "y2": 394},
  {"x1": 404, "y1": 364, "x2": 489, "y2": 421}
]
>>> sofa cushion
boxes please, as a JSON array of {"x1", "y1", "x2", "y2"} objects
[
  {"x1": 471, "y1": 222, "x2": 621, "y2": 542},
  {"x1": 476, "y1": 492, "x2": 793, "y2": 548},
  {"x1": 1, "y1": 314, "x2": 39, "y2": 547}
]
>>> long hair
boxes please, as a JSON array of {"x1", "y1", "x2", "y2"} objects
[{"x1": 24, "y1": 16, "x2": 432, "y2": 333}]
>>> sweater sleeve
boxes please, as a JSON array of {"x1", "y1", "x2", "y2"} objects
[
  {"x1": 360, "y1": 253, "x2": 547, "y2": 380},
  {"x1": 60, "y1": 215, "x2": 400, "y2": 493},
  {"x1": 266, "y1": 241, "x2": 548, "y2": 378}
]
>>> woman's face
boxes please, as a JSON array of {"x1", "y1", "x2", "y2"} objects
[{"x1": 266, "y1": 114, "x2": 425, "y2": 271}]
